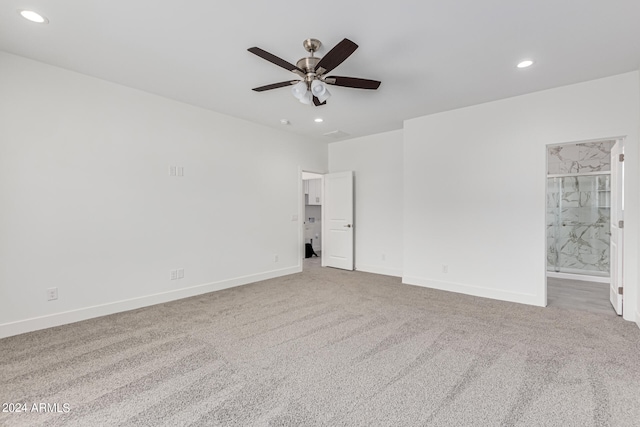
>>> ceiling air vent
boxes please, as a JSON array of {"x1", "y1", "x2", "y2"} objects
[{"x1": 323, "y1": 130, "x2": 350, "y2": 140}]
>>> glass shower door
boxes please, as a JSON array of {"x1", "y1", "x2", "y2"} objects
[{"x1": 547, "y1": 175, "x2": 610, "y2": 276}]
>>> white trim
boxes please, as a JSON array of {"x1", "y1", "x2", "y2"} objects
[
  {"x1": 541, "y1": 145, "x2": 548, "y2": 306},
  {"x1": 403, "y1": 276, "x2": 543, "y2": 307},
  {"x1": 546, "y1": 271, "x2": 610, "y2": 283},
  {"x1": 636, "y1": 310, "x2": 640, "y2": 330},
  {"x1": 356, "y1": 264, "x2": 402, "y2": 278},
  {"x1": 299, "y1": 167, "x2": 304, "y2": 263},
  {"x1": 0, "y1": 266, "x2": 300, "y2": 339},
  {"x1": 320, "y1": 176, "x2": 325, "y2": 260},
  {"x1": 302, "y1": 171, "x2": 323, "y2": 180}
]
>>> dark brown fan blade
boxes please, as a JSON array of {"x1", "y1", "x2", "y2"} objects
[
  {"x1": 252, "y1": 81, "x2": 298, "y2": 92},
  {"x1": 315, "y1": 39, "x2": 358, "y2": 74},
  {"x1": 324, "y1": 76, "x2": 381, "y2": 90},
  {"x1": 248, "y1": 47, "x2": 305, "y2": 75},
  {"x1": 312, "y1": 96, "x2": 326, "y2": 106}
]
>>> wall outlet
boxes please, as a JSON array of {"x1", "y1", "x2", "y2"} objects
[
  {"x1": 177, "y1": 268, "x2": 184, "y2": 279},
  {"x1": 170, "y1": 269, "x2": 178, "y2": 280},
  {"x1": 177, "y1": 166, "x2": 184, "y2": 177},
  {"x1": 274, "y1": 254, "x2": 279, "y2": 263},
  {"x1": 169, "y1": 166, "x2": 176, "y2": 176},
  {"x1": 47, "y1": 287, "x2": 58, "y2": 301},
  {"x1": 442, "y1": 264, "x2": 449, "y2": 273}
]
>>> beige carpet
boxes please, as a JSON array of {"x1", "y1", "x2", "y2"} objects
[{"x1": 1, "y1": 264, "x2": 640, "y2": 426}]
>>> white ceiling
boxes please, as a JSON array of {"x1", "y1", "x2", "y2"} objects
[{"x1": 2, "y1": 1, "x2": 639, "y2": 142}]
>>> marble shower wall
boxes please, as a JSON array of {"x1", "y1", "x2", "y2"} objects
[
  {"x1": 547, "y1": 140, "x2": 613, "y2": 277},
  {"x1": 547, "y1": 140, "x2": 615, "y2": 175}
]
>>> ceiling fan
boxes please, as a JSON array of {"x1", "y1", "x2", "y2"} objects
[{"x1": 248, "y1": 38, "x2": 381, "y2": 106}]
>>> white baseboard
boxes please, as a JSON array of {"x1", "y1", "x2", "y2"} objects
[
  {"x1": 402, "y1": 276, "x2": 543, "y2": 307},
  {"x1": 356, "y1": 264, "x2": 403, "y2": 278},
  {"x1": 0, "y1": 265, "x2": 301, "y2": 339},
  {"x1": 636, "y1": 310, "x2": 640, "y2": 330}
]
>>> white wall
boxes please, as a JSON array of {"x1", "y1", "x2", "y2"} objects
[
  {"x1": 329, "y1": 130, "x2": 403, "y2": 277},
  {"x1": 0, "y1": 52, "x2": 327, "y2": 338},
  {"x1": 404, "y1": 72, "x2": 639, "y2": 320}
]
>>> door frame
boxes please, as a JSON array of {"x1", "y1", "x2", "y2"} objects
[
  {"x1": 544, "y1": 136, "x2": 626, "y2": 312},
  {"x1": 299, "y1": 168, "x2": 325, "y2": 269}
]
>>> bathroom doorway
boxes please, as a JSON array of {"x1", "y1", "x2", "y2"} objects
[
  {"x1": 302, "y1": 171, "x2": 323, "y2": 270},
  {"x1": 545, "y1": 138, "x2": 624, "y2": 315}
]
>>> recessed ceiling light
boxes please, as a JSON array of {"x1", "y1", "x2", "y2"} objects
[
  {"x1": 314, "y1": 118, "x2": 323, "y2": 123},
  {"x1": 517, "y1": 60, "x2": 534, "y2": 68},
  {"x1": 19, "y1": 10, "x2": 49, "y2": 24}
]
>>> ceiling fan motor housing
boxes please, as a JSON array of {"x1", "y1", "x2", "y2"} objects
[{"x1": 297, "y1": 57, "x2": 321, "y2": 76}]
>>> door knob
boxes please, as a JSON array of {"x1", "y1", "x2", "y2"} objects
[{"x1": 344, "y1": 224, "x2": 352, "y2": 228}]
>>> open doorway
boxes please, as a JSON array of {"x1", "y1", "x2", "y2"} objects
[
  {"x1": 302, "y1": 171, "x2": 323, "y2": 270},
  {"x1": 545, "y1": 138, "x2": 624, "y2": 316}
]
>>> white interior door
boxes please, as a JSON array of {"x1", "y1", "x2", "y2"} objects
[
  {"x1": 323, "y1": 171, "x2": 354, "y2": 270},
  {"x1": 609, "y1": 140, "x2": 624, "y2": 315}
]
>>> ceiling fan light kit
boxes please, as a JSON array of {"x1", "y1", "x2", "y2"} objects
[
  {"x1": 310, "y1": 80, "x2": 325, "y2": 96},
  {"x1": 317, "y1": 89, "x2": 331, "y2": 104},
  {"x1": 291, "y1": 81, "x2": 308, "y2": 99},
  {"x1": 248, "y1": 38, "x2": 381, "y2": 107},
  {"x1": 299, "y1": 91, "x2": 313, "y2": 105}
]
